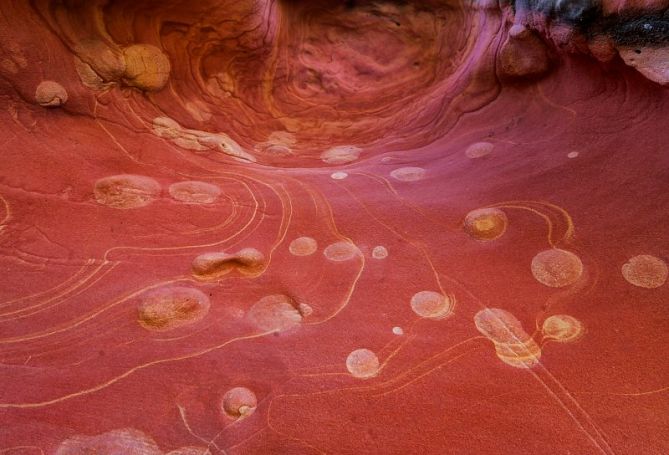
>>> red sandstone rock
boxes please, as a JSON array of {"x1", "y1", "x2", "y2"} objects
[{"x1": 0, "y1": 1, "x2": 668, "y2": 454}]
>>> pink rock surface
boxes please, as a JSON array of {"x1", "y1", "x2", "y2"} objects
[{"x1": 0, "y1": 1, "x2": 668, "y2": 454}]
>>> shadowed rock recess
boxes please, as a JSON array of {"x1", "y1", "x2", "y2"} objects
[{"x1": 0, "y1": 0, "x2": 668, "y2": 453}]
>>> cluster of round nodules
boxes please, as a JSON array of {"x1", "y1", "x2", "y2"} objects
[
  {"x1": 137, "y1": 286, "x2": 210, "y2": 332},
  {"x1": 464, "y1": 207, "x2": 508, "y2": 241},
  {"x1": 220, "y1": 387, "x2": 257, "y2": 420},
  {"x1": 621, "y1": 254, "x2": 667, "y2": 289},
  {"x1": 55, "y1": 428, "x2": 211, "y2": 455},
  {"x1": 74, "y1": 41, "x2": 171, "y2": 92},
  {"x1": 474, "y1": 308, "x2": 541, "y2": 369},
  {"x1": 93, "y1": 174, "x2": 222, "y2": 209},
  {"x1": 346, "y1": 348, "x2": 380, "y2": 379},
  {"x1": 191, "y1": 248, "x2": 265, "y2": 280}
]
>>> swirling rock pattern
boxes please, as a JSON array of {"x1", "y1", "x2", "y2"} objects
[{"x1": 0, "y1": 0, "x2": 668, "y2": 453}]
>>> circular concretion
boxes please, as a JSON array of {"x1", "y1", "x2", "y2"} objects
[
  {"x1": 221, "y1": 387, "x2": 257, "y2": 419},
  {"x1": 323, "y1": 241, "x2": 360, "y2": 262},
  {"x1": 346, "y1": 348, "x2": 380, "y2": 379},
  {"x1": 35, "y1": 80, "x2": 68, "y2": 107},
  {"x1": 289, "y1": 236, "x2": 318, "y2": 256},
  {"x1": 390, "y1": 166, "x2": 426, "y2": 182},
  {"x1": 621, "y1": 255, "x2": 668, "y2": 289},
  {"x1": 93, "y1": 174, "x2": 161, "y2": 209},
  {"x1": 248, "y1": 294, "x2": 302, "y2": 332},
  {"x1": 320, "y1": 145, "x2": 362, "y2": 164},
  {"x1": 410, "y1": 291, "x2": 454, "y2": 320},
  {"x1": 168, "y1": 181, "x2": 221, "y2": 204},
  {"x1": 137, "y1": 286, "x2": 210, "y2": 332},
  {"x1": 192, "y1": 248, "x2": 265, "y2": 280},
  {"x1": 121, "y1": 44, "x2": 171, "y2": 91},
  {"x1": 372, "y1": 246, "x2": 388, "y2": 259},
  {"x1": 542, "y1": 315, "x2": 584, "y2": 343},
  {"x1": 55, "y1": 428, "x2": 161, "y2": 455},
  {"x1": 330, "y1": 171, "x2": 349, "y2": 180},
  {"x1": 531, "y1": 249, "x2": 584, "y2": 288},
  {"x1": 465, "y1": 142, "x2": 494, "y2": 159},
  {"x1": 392, "y1": 326, "x2": 404, "y2": 336},
  {"x1": 463, "y1": 207, "x2": 508, "y2": 241}
]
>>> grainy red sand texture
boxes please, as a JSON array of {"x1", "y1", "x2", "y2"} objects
[{"x1": 0, "y1": 1, "x2": 668, "y2": 454}]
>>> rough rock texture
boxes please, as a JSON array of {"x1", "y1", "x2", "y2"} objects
[{"x1": 0, "y1": 0, "x2": 668, "y2": 453}]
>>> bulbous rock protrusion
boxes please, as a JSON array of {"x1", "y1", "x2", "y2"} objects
[
  {"x1": 35, "y1": 80, "x2": 68, "y2": 107},
  {"x1": 192, "y1": 248, "x2": 265, "y2": 280},
  {"x1": 498, "y1": 26, "x2": 551, "y2": 80},
  {"x1": 122, "y1": 44, "x2": 171, "y2": 91},
  {"x1": 618, "y1": 46, "x2": 669, "y2": 87}
]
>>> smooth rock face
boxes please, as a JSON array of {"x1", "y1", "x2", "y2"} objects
[{"x1": 1, "y1": 1, "x2": 668, "y2": 454}]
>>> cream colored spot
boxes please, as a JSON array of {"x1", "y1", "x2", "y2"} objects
[
  {"x1": 567, "y1": 151, "x2": 579, "y2": 159},
  {"x1": 392, "y1": 326, "x2": 404, "y2": 336},
  {"x1": 390, "y1": 166, "x2": 426, "y2": 182},
  {"x1": 298, "y1": 303, "x2": 313, "y2": 316},
  {"x1": 248, "y1": 294, "x2": 302, "y2": 332},
  {"x1": 372, "y1": 246, "x2": 388, "y2": 259},
  {"x1": 410, "y1": 291, "x2": 454, "y2": 320},
  {"x1": 323, "y1": 241, "x2": 360, "y2": 262},
  {"x1": 346, "y1": 348, "x2": 380, "y2": 379},
  {"x1": 542, "y1": 315, "x2": 584, "y2": 343},
  {"x1": 221, "y1": 387, "x2": 257, "y2": 419},
  {"x1": 289, "y1": 236, "x2": 318, "y2": 256},
  {"x1": 330, "y1": 171, "x2": 348, "y2": 180},
  {"x1": 55, "y1": 428, "x2": 161, "y2": 455},
  {"x1": 622, "y1": 254, "x2": 668, "y2": 289},
  {"x1": 321, "y1": 145, "x2": 362, "y2": 164},
  {"x1": 531, "y1": 249, "x2": 584, "y2": 288},
  {"x1": 465, "y1": 142, "x2": 494, "y2": 159},
  {"x1": 137, "y1": 286, "x2": 210, "y2": 332},
  {"x1": 35, "y1": 81, "x2": 68, "y2": 107},
  {"x1": 94, "y1": 174, "x2": 161, "y2": 209},
  {"x1": 167, "y1": 447, "x2": 212, "y2": 455},
  {"x1": 474, "y1": 308, "x2": 541, "y2": 368},
  {"x1": 464, "y1": 208, "x2": 508, "y2": 241},
  {"x1": 169, "y1": 181, "x2": 221, "y2": 204}
]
